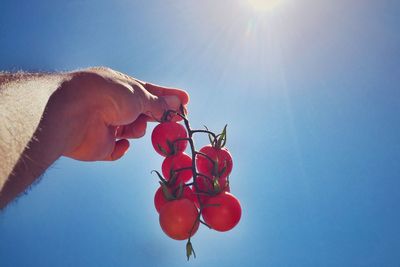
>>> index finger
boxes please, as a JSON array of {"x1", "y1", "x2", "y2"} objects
[
  {"x1": 137, "y1": 81, "x2": 190, "y2": 106},
  {"x1": 142, "y1": 82, "x2": 189, "y2": 122}
]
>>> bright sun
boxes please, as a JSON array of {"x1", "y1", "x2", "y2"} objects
[{"x1": 247, "y1": 0, "x2": 281, "y2": 11}]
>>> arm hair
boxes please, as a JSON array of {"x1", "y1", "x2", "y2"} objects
[{"x1": 0, "y1": 72, "x2": 67, "y2": 199}]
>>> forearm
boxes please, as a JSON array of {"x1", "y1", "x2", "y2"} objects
[{"x1": 0, "y1": 72, "x2": 71, "y2": 208}]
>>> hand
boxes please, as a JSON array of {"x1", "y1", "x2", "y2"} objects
[
  {"x1": 58, "y1": 67, "x2": 189, "y2": 161},
  {"x1": 0, "y1": 67, "x2": 189, "y2": 208}
]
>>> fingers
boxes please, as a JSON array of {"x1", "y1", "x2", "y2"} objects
[
  {"x1": 106, "y1": 114, "x2": 148, "y2": 161},
  {"x1": 116, "y1": 114, "x2": 148, "y2": 139},
  {"x1": 143, "y1": 83, "x2": 190, "y2": 106},
  {"x1": 105, "y1": 139, "x2": 130, "y2": 161},
  {"x1": 141, "y1": 83, "x2": 190, "y2": 122},
  {"x1": 144, "y1": 94, "x2": 184, "y2": 122}
]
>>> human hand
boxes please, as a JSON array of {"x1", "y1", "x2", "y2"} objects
[
  {"x1": 0, "y1": 67, "x2": 189, "y2": 208},
  {"x1": 57, "y1": 67, "x2": 189, "y2": 161}
]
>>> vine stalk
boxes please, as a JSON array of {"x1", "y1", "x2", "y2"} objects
[{"x1": 163, "y1": 107, "x2": 219, "y2": 260}]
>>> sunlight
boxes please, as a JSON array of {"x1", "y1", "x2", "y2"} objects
[{"x1": 247, "y1": 0, "x2": 281, "y2": 12}]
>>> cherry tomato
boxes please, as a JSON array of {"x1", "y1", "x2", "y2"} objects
[
  {"x1": 154, "y1": 185, "x2": 199, "y2": 213},
  {"x1": 159, "y1": 199, "x2": 199, "y2": 240},
  {"x1": 151, "y1": 122, "x2": 188, "y2": 157},
  {"x1": 196, "y1": 145, "x2": 233, "y2": 179},
  {"x1": 201, "y1": 192, "x2": 241, "y2": 232},
  {"x1": 161, "y1": 153, "x2": 193, "y2": 184}
]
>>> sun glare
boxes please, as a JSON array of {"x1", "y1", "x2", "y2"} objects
[{"x1": 247, "y1": 0, "x2": 281, "y2": 11}]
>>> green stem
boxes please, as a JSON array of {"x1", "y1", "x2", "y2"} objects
[
  {"x1": 162, "y1": 106, "x2": 219, "y2": 260},
  {"x1": 195, "y1": 151, "x2": 216, "y2": 166},
  {"x1": 191, "y1": 129, "x2": 217, "y2": 139}
]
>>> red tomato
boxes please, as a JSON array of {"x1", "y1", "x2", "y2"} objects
[
  {"x1": 201, "y1": 192, "x2": 241, "y2": 232},
  {"x1": 154, "y1": 186, "x2": 199, "y2": 213},
  {"x1": 196, "y1": 145, "x2": 233, "y2": 179},
  {"x1": 159, "y1": 199, "x2": 200, "y2": 240},
  {"x1": 161, "y1": 153, "x2": 193, "y2": 184},
  {"x1": 151, "y1": 122, "x2": 188, "y2": 157}
]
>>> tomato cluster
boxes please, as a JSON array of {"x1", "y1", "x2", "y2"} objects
[{"x1": 151, "y1": 110, "x2": 242, "y2": 260}]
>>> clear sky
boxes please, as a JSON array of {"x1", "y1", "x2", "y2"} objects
[{"x1": 1, "y1": 0, "x2": 400, "y2": 266}]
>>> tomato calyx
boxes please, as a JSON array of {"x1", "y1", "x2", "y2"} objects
[
  {"x1": 160, "y1": 182, "x2": 185, "y2": 201},
  {"x1": 196, "y1": 125, "x2": 231, "y2": 178},
  {"x1": 151, "y1": 170, "x2": 167, "y2": 184},
  {"x1": 196, "y1": 150, "x2": 231, "y2": 179},
  {"x1": 186, "y1": 240, "x2": 196, "y2": 261},
  {"x1": 195, "y1": 151, "x2": 223, "y2": 179},
  {"x1": 213, "y1": 157, "x2": 229, "y2": 178},
  {"x1": 152, "y1": 170, "x2": 185, "y2": 200},
  {"x1": 156, "y1": 140, "x2": 179, "y2": 157},
  {"x1": 207, "y1": 124, "x2": 227, "y2": 149},
  {"x1": 196, "y1": 174, "x2": 230, "y2": 197}
]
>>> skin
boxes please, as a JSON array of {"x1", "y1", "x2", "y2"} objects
[{"x1": 0, "y1": 67, "x2": 189, "y2": 209}]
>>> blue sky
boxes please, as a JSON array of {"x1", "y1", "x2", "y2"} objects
[{"x1": 1, "y1": 0, "x2": 400, "y2": 266}]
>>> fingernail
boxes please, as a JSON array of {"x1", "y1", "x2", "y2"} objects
[{"x1": 163, "y1": 95, "x2": 181, "y2": 109}]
